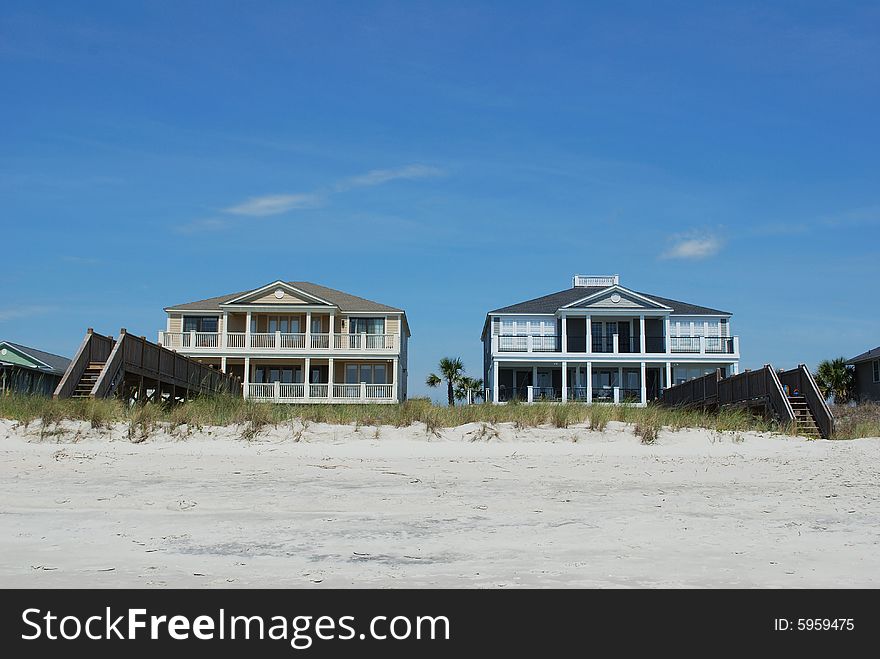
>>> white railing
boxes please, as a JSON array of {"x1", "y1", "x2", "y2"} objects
[
  {"x1": 280, "y1": 383, "x2": 305, "y2": 399},
  {"x1": 159, "y1": 330, "x2": 400, "y2": 353},
  {"x1": 332, "y1": 334, "x2": 396, "y2": 351},
  {"x1": 281, "y1": 333, "x2": 306, "y2": 349},
  {"x1": 247, "y1": 383, "x2": 275, "y2": 400},
  {"x1": 366, "y1": 384, "x2": 394, "y2": 399},
  {"x1": 497, "y1": 335, "x2": 559, "y2": 352},
  {"x1": 227, "y1": 332, "x2": 246, "y2": 348},
  {"x1": 333, "y1": 384, "x2": 362, "y2": 398},
  {"x1": 250, "y1": 333, "x2": 275, "y2": 349},
  {"x1": 160, "y1": 332, "x2": 220, "y2": 349},
  {"x1": 309, "y1": 383, "x2": 329, "y2": 398}
]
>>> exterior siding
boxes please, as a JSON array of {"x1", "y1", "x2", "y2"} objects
[
  {"x1": 251, "y1": 291, "x2": 310, "y2": 304},
  {"x1": 854, "y1": 361, "x2": 880, "y2": 403}
]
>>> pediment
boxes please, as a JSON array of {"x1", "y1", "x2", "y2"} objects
[
  {"x1": 563, "y1": 286, "x2": 669, "y2": 311},
  {"x1": 223, "y1": 282, "x2": 333, "y2": 307}
]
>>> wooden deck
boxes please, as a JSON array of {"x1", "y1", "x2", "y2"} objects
[
  {"x1": 659, "y1": 364, "x2": 833, "y2": 439},
  {"x1": 55, "y1": 329, "x2": 241, "y2": 403}
]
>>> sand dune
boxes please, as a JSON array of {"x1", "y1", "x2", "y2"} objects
[{"x1": 1, "y1": 418, "x2": 878, "y2": 588}]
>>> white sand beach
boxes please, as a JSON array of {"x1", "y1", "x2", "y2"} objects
[{"x1": 1, "y1": 418, "x2": 878, "y2": 588}]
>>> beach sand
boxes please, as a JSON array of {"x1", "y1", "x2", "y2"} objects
[{"x1": 1, "y1": 418, "x2": 878, "y2": 588}]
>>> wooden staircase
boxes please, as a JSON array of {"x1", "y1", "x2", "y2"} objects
[
  {"x1": 72, "y1": 362, "x2": 106, "y2": 398},
  {"x1": 788, "y1": 395, "x2": 821, "y2": 438}
]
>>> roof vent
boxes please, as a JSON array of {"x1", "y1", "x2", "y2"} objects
[{"x1": 572, "y1": 274, "x2": 619, "y2": 287}]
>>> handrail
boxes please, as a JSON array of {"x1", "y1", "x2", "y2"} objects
[
  {"x1": 778, "y1": 364, "x2": 834, "y2": 439},
  {"x1": 53, "y1": 329, "x2": 115, "y2": 399}
]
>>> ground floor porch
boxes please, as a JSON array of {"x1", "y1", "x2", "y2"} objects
[
  {"x1": 489, "y1": 360, "x2": 737, "y2": 405},
  {"x1": 193, "y1": 356, "x2": 401, "y2": 404}
]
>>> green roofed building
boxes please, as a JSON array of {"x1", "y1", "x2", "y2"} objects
[{"x1": 0, "y1": 341, "x2": 71, "y2": 396}]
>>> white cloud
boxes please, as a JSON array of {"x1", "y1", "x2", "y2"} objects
[
  {"x1": 661, "y1": 234, "x2": 723, "y2": 260},
  {"x1": 173, "y1": 218, "x2": 233, "y2": 234},
  {"x1": 217, "y1": 164, "x2": 443, "y2": 222},
  {"x1": 0, "y1": 305, "x2": 54, "y2": 322},
  {"x1": 337, "y1": 164, "x2": 444, "y2": 190},
  {"x1": 224, "y1": 193, "x2": 322, "y2": 217}
]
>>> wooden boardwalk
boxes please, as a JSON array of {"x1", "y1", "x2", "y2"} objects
[
  {"x1": 659, "y1": 364, "x2": 833, "y2": 439},
  {"x1": 55, "y1": 329, "x2": 241, "y2": 403}
]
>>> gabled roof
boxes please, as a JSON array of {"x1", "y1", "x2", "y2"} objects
[
  {"x1": 489, "y1": 286, "x2": 731, "y2": 316},
  {"x1": 0, "y1": 341, "x2": 71, "y2": 375},
  {"x1": 847, "y1": 346, "x2": 880, "y2": 365},
  {"x1": 166, "y1": 281, "x2": 403, "y2": 313}
]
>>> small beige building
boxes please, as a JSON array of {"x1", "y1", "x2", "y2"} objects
[{"x1": 160, "y1": 280, "x2": 409, "y2": 403}]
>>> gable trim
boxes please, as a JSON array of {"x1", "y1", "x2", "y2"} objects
[
  {"x1": 560, "y1": 285, "x2": 672, "y2": 311},
  {"x1": 0, "y1": 342, "x2": 53, "y2": 370},
  {"x1": 222, "y1": 281, "x2": 335, "y2": 307}
]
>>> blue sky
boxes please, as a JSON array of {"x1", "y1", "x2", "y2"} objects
[{"x1": 1, "y1": 1, "x2": 878, "y2": 400}]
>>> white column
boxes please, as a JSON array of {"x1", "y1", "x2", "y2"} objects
[
  {"x1": 612, "y1": 333, "x2": 619, "y2": 354},
  {"x1": 640, "y1": 361, "x2": 647, "y2": 405},
  {"x1": 221, "y1": 356, "x2": 227, "y2": 372},
  {"x1": 561, "y1": 361, "x2": 568, "y2": 401},
  {"x1": 699, "y1": 336, "x2": 706, "y2": 354},
  {"x1": 664, "y1": 317, "x2": 671, "y2": 353},
  {"x1": 527, "y1": 385, "x2": 534, "y2": 404},
  {"x1": 586, "y1": 362, "x2": 593, "y2": 402},
  {"x1": 304, "y1": 357, "x2": 311, "y2": 400},
  {"x1": 328, "y1": 357, "x2": 334, "y2": 400},
  {"x1": 585, "y1": 316, "x2": 592, "y2": 354},
  {"x1": 222, "y1": 311, "x2": 228, "y2": 348},
  {"x1": 732, "y1": 362, "x2": 739, "y2": 375},
  {"x1": 391, "y1": 357, "x2": 398, "y2": 402},
  {"x1": 305, "y1": 311, "x2": 312, "y2": 349},
  {"x1": 493, "y1": 362, "x2": 500, "y2": 403},
  {"x1": 329, "y1": 314, "x2": 335, "y2": 349},
  {"x1": 666, "y1": 362, "x2": 672, "y2": 389},
  {"x1": 243, "y1": 357, "x2": 251, "y2": 398},
  {"x1": 561, "y1": 316, "x2": 568, "y2": 354},
  {"x1": 639, "y1": 314, "x2": 646, "y2": 353},
  {"x1": 245, "y1": 311, "x2": 252, "y2": 349}
]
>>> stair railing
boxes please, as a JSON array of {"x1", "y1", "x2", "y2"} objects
[
  {"x1": 778, "y1": 365, "x2": 834, "y2": 439},
  {"x1": 53, "y1": 329, "x2": 115, "y2": 399}
]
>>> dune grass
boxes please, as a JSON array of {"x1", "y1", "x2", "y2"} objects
[
  {"x1": 3, "y1": 393, "x2": 876, "y2": 439},
  {"x1": 0, "y1": 392, "x2": 793, "y2": 437}
]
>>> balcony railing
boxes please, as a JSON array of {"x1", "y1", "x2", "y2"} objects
[
  {"x1": 246, "y1": 382, "x2": 395, "y2": 402},
  {"x1": 493, "y1": 333, "x2": 737, "y2": 355},
  {"x1": 159, "y1": 331, "x2": 398, "y2": 352}
]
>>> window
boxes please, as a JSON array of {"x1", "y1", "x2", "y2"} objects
[
  {"x1": 256, "y1": 315, "x2": 301, "y2": 334},
  {"x1": 344, "y1": 364, "x2": 388, "y2": 384},
  {"x1": 183, "y1": 316, "x2": 218, "y2": 332},
  {"x1": 254, "y1": 366, "x2": 301, "y2": 383},
  {"x1": 349, "y1": 318, "x2": 385, "y2": 335},
  {"x1": 874, "y1": 360, "x2": 879, "y2": 383}
]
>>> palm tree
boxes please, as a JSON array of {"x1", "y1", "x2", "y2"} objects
[
  {"x1": 814, "y1": 358, "x2": 855, "y2": 404},
  {"x1": 426, "y1": 357, "x2": 465, "y2": 406},
  {"x1": 454, "y1": 376, "x2": 484, "y2": 403}
]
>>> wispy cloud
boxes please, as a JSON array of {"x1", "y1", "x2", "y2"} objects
[
  {"x1": 173, "y1": 218, "x2": 234, "y2": 235},
  {"x1": 216, "y1": 164, "x2": 444, "y2": 220},
  {"x1": 661, "y1": 232, "x2": 724, "y2": 260},
  {"x1": 0, "y1": 305, "x2": 54, "y2": 322},
  {"x1": 336, "y1": 164, "x2": 444, "y2": 191},
  {"x1": 224, "y1": 193, "x2": 322, "y2": 217}
]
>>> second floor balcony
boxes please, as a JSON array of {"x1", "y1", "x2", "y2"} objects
[
  {"x1": 159, "y1": 330, "x2": 399, "y2": 353},
  {"x1": 493, "y1": 333, "x2": 738, "y2": 357}
]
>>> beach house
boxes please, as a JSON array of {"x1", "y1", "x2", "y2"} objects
[
  {"x1": 159, "y1": 281, "x2": 409, "y2": 403},
  {"x1": 482, "y1": 275, "x2": 740, "y2": 405}
]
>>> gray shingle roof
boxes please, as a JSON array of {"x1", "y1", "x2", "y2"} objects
[
  {"x1": 847, "y1": 346, "x2": 880, "y2": 365},
  {"x1": 489, "y1": 286, "x2": 731, "y2": 315},
  {"x1": 1, "y1": 341, "x2": 71, "y2": 375},
  {"x1": 166, "y1": 281, "x2": 403, "y2": 313}
]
